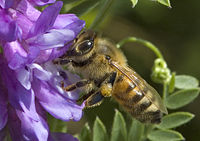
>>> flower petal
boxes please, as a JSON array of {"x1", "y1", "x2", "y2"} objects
[
  {"x1": 30, "y1": 63, "x2": 52, "y2": 81},
  {"x1": 0, "y1": 128, "x2": 6, "y2": 141},
  {"x1": 16, "y1": 67, "x2": 31, "y2": 90},
  {"x1": 64, "y1": 19, "x2": 85, "y2": 36},
  {"x1": 0, "y1": 0, "x2": 13, "y2": 8},
  {"x1": 27, "y1": 29, "x2": 74, "y2": 50},
  {"x1": 0, "y1": 82, "x2": 8, "y2": 130},
  {"x1": 50, "y1": 133, "x2": 78, "y2": 141},
  {"x1": 33, "y1": 78, "x2": 84, "y2": 121},
  {"x1": 29, "y1": 0, "x2": 56, "y2": 6},
  {"x1": 16, "y1": 0, "x2": 41, "y2": 22},
  {"x1": 0, "y1": 59, "x2": 39, "y2": 120},
  {"x1": 7, "y1": 106, "x2": 24, "y2": 141},
  {"x1": 28, "y1": 1, "x2": 63, "y2": 38},
  {"x1": 3, "y1": 41, "x2": 27, "y2": 70},
  {"x1": 0, "y1": 10, "x2": 21, "y2": 42},
  {"x1": 16, "y1": 110, "x2": 49, "y2": 141},
  {"x1": 15, "y1": 11, "x2": 34, "y2": 39},
  {"x1": 53, "y1": 14, "x2": 80, "y2": 29}
]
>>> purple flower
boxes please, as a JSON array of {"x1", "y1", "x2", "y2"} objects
[{"x1": 0, "y1": 1, "x2": 85, "y2": 141}]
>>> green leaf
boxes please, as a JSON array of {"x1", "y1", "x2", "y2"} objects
[
  {"x1": 47, "y1": 114, "x2": 67, "y2": 132},
  {"x1": 79, "y1": 123, "x2": 92, "y2": 141},
  {"x1": 65, "y1": 0, "x2": 100, "y2": 17},
  {"x1": 166, "y1": 88, "x2": 200, "y2": 109},
  {"x1": 157, "y1": 0, "x2": 171, "y2": 8},
  {"x1": 147, "y1": 129, "x2": 184, "y2": 141},
  {"x1": 128, "y1": 119, "x2": 144, "y2": 141},
  {"x1": 93, "y1": 117, "x2": 108, "y2": 141},
  {"x1": 175, "y1": 75, "x2": 199, "y2": 89},
  {"x1": 111, "y1": 110, "x2": 127, "y2": 141},
  {"x1": 130, "y1": 0, "x2": 138, "y2": 8},
  {"x1": 157, "y1": 112, "x2": 194, "y2": 129},
  {"x1": 168, "y1": 72, "x2": 176, "y2": 93}
]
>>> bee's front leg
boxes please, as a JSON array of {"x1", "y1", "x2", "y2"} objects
[
  {"x1": 53, "y1": 59, "x2": 71, "y2": 65},
  {"x1": 62, "y1": 79, "x2": 91, "y2": 91}
]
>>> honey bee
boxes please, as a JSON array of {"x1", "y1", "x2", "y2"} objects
[{"x1": 56, "y1": 30, "x2": 168, "y2": 124}]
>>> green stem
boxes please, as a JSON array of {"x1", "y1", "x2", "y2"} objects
[
  {"x1": 163, "y1": 82, "x2": 168, "y2": 102},
  {"x1": 142, "y1": 125, "x2": 154, "y2": 141},
  {"x1": 117, "y1": 37, "x2": 164, "y2": 59},
  {"x1": 89, "y1": 0, "x2": 114, "y2": 29}
]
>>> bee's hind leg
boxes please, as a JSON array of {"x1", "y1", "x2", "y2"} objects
[
  {"x1": 77, "y1": 90, "x2": 104, "y2": 108},
  {"x1": 62, "y1": 79, "x2": 91, "y2": 91}
]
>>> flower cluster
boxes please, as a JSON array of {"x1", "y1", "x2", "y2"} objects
[{"x1": 0, "y1": 0, "x2": 85, "y2": 140}]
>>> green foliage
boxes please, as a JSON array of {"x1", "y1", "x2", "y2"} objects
[
  {"x1": 147, "y1": 129, "x2": 184, "y2": 141},
  {"x1": 151, "y1": 58, "x2": 171, "y2": 84},
  {"x1": 64, "y1": 0, "x2": 100, "y2": 17},
  {"x1": 128, "y1": 119, "x2": 144, "y2": 141},
  {"x1": 175, "y1": 75, "x2": 199, "y2": 89},
  {"x1": 168, "y1": 72, "x2": 176, "y2": 93},
  {"x1": 130, "y1": 0, "x2": 171, "y2": 8},
  {"x1": 79, "y1": 123, "x2": 92, "y2": 141},
  {"x1": 111, "y1": 110, "x2": 127, "y2": 141},
  {"x1": 156, "y1": 112, "x2": 194, "y2": 129},
  {"x1": 130, "y1": 0, "x2": 138, "y2": 8},
  {"x1": 47, "y1": 114, "x2": 67, "y2": 133},
  {"x1": 166, "y1": 88, "x2": 200, "y2": 109},
  {"x1": 157, "y1": 0, "x2": 171, "y2": 7},
  {"x1": 93, "y1": 117, "x2": 108, "y2": 141}
]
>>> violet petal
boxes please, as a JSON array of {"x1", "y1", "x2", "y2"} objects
[
  {"x1": 53, "y1": 14, "x2": 80, "y2": 29},
  {"x1": 64, "y1": 19, "x2": 85, "y2": 36},
  {"x1": 28, "y1": 1, "x2": 63, "y2": 38},
  {"x1": 0, "y1": 82, "x2": 8, "y2": 130},
  {"x1": 0, "y1": 59, "x2": 39, "y2": 120},
  {"x1": 27, "y1": 29, "x2": 74, "y2": 50},
  {"x1": 0, "y1": 127, "x2": 6, "y2": 141},
  {"x1": 0, "y1": 0, "x2": 13, "y2": 9},
  {"x1": 3, "y1": 41, "x2": 27, "y2": 70},
  {"x1": 16, "y1": 67, "x2": 31, "y2": 90},
  {"x1": 30, "y1": 0, "x2": 56, "y2": 6},
  {"x1": 30, "y1": 63, "x2": 52, "y2": 81},
  {"x1": 50, "y1": 133, "x2": 78, "y2": 141},
  {"x1": 0, "y1": 10, "x2": 21, "y2": 42},
  {"x1": 16, "y1": 110, "x2": 49, "y2": 141},
  {"x1": 8, "y1": 106, "x2": 23, "y2": 141},
  {"x1": 33, "y1": 78, "x2": 84, "y2": 121},
  {"x1": 16, "y1": 0, "x2": 41, "y2": 22}
]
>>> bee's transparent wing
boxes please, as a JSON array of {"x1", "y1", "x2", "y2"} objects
[{"x1": 110, "y1": 60, "x2": 168, "y2": 114}]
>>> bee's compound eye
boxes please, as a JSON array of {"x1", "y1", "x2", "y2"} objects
[
  {"x1": 105, "y1": 55, "x2": 111, "y2": 60},
  {"x1": 78, "y1": 40, "x2": 93, "y2": 53}
]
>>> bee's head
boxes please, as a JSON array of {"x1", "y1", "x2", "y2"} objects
[{"x1": 66, "y1": 30, "x2": 96, "y2": 57}]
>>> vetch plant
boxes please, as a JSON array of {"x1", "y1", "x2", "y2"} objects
[
  {"x1": 0, "y1": 0, "x2": 199, "y2": 141},
  {"x1": 0, "y1": 0, "x2": 85, "y2": 140}
]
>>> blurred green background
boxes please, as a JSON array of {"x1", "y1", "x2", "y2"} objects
[{"x1": 65, "y1": 0, "x2": 200, "y2": 140}]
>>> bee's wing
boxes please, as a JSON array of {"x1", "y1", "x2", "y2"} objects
[{"x1": 110, "y1": 60, "x2": 168, "y2": 114}]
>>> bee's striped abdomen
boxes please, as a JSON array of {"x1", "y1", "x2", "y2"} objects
[{"x1": 112, "y1": 74, "x2": 162, "y2": 124}]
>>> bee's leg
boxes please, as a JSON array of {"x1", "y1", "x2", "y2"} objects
[
  {"x1": 63, "y1": 80, "x2": 91, "y2": 91},
  {"x1": 100, "y1": 72, "x2": 117, "y2": 97},
  {"x1": 53, "y1": 59, "x2": 71, "y2": 65},
  {"x1": 84, "y1": 91, "x2": 104, "y2": 108}
]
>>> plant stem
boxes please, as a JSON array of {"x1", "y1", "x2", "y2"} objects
[
  {"x1": 89, "y1": 0, "x2": 114, "y2": 29},
  {"x1": 163, "y1": 82, "x2": 168, "y2": 102},
  {"x1": 117, "y1": 37, "x2": 164, "y2": 59}
]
